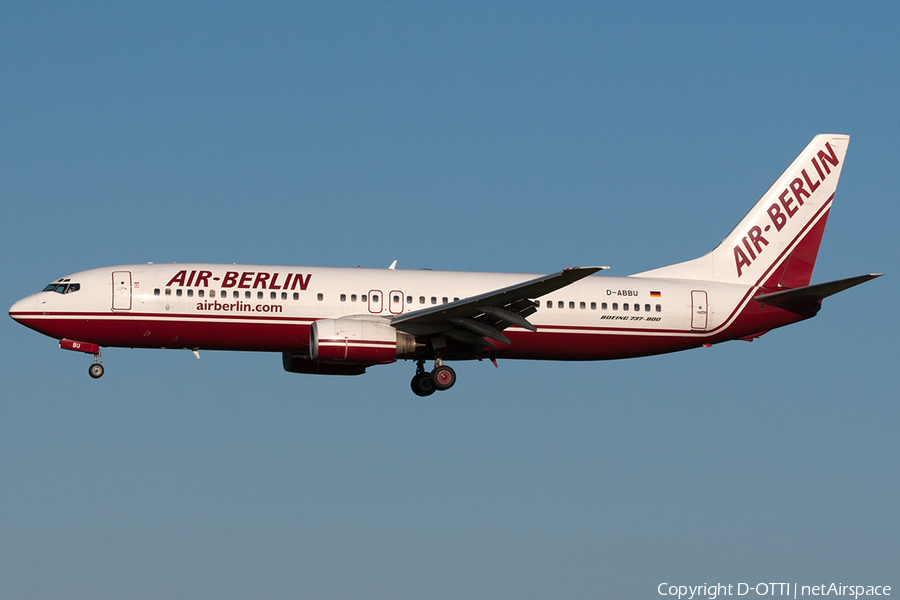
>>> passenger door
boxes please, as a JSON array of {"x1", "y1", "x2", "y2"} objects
[
  {"x1": 691, "y1": 290, "x2": 707, "y2": 331},
  {"x1": 112, "y1": 271, "x2": 132, "y2": 311}
]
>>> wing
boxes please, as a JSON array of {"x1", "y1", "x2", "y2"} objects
[{"x1": 391, "y1": 266, "x2": 607, "y2": 348}]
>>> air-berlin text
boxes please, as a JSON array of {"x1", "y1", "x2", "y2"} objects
[
  {"x1": 196, "y1": 300, "x2": 283, "y2": 313},
  {"x1": 733, "y1": 142, "x2": 839, "y2": 278},
  {"x1": 165, "y1": 270, "x2": 312, "y2": 291}
]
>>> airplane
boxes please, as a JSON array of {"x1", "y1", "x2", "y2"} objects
[{"x1": 9, "y1": 134, "x2": 882, "y2": 396}]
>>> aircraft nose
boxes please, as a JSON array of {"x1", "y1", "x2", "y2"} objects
[{"x1": 9, "y1": 295, "x2": 37, "y2": 323}]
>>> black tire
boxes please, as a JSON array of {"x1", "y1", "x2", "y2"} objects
[
  {"x1": 431, "y1": 365, "x2": 456, "y2": 391},
  {"x1": 88, "y1": 364, "x2": 104, "y2": 379},
  {"x1": 410, "y1": 372, "x2": 436, "y2": 397}
]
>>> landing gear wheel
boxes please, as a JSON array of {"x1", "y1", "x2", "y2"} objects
[
  {"x1": 88, "y1": 363, "x2": 105, "y2": 379},
  {"x1": 431, "y1": 365, "x2": 456, "y2": 391},
  {"x1": 411, "y1": 372, "x2": 436, "y2": 397}
]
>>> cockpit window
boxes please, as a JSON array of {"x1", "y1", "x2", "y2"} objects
[{"x1": 41, "y1": 283, "x2": 80, "y2": 294}]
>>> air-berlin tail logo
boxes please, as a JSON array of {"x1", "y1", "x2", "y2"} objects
[{"x1": 733, "y1": 142, "x2": 839, "y2": 278}]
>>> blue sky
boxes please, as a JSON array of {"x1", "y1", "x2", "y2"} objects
[{"x1": 2, "y1": 2, "x2": 898, "y2": 598}]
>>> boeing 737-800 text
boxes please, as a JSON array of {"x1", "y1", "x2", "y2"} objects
[{"x1": 9, "y1": 135, "x2": 881, "y2": 395}]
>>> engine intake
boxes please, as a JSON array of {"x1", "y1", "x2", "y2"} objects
[{"x1": 310, "y1": 318, "x2": 417, "y2": 364}]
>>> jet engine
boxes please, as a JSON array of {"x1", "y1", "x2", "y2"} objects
[{"x1": 310, "y1": 318, "x2": 418, "y2": 364}]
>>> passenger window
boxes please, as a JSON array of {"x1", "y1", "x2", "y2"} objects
[
  {"x1": 558, "y1": 301, "x2": 564, "y2": 309},
  {"x1": 245, "y1": 291, "x2": 251, "y2": 299},
  {"x1": 547, "y1": 300, "x2": 552, "y2": 308},
  {"x1": 591, "y1": 302, "x2": 596, "y2": 310},
  {"x1": 198, "y1": 290, "x2": 205, "y2": 298},
  {"x1": 612, "y1": 302, "x2": 617, "y2": 310},
  {"x1": 176, "y1": 289, "x2": 183, "y2": 297},
  {"x1": 454, "y1": 297, "x2": 459, "y2": 302},
  {"x1": 645, "y1": 304, "x2": 651, "y2": 311},
  {"x1": 634, "y1": 303, "x2": 640, "y2": 312},
  {"x1": 257, "y1": 292, "x2": 263, "y2": 299},
  {"x1": 431, "y1": 297, "x2": 437, "y2": 305},
  {"x1": 580, "y1": 302, "x2": 586, "y2": 309},
  {"x1": 317, "y1": 293, "x2": 324, "y2": 301},
  {"x1": 340, "y1": 294, "x2": 347, "y2": 302},
  {"x1": 569, "y1": 301, "x2": 575, "y2": 309},
  {"x1": 656, "y1": 304, "x2": 662, "y2": 312},
  {"x1": 351, "y1": 294, "x2": 357, "y2": 302},
  {"x1": 362, "y1": 294, "x2": 367, "y2": 302},
  {"x1": 293, "y1": 292, "x2": 299, "y2": 300},
  {"x1": 406, "y1": 296, "x2": 412, "y2": 304},
  {"x1": 442, "y1": 297, "x2": 448, "y2": 304},
  {"x1": 187, "y1": 289, "x2": 194, "y2": 297},
  {"x1": 233, "y1": 291, "x2": 239, "y2": 298},
  {"x1": 154, "y1": 289, "x2": 161, "y2": 296},
  {"x1": 281, "y1": 292, "x2": 287, "y2": 300},
  {"x1": 601, "y1": 302, "x2": 607, "y2": 310},
  {"x1": 419, "y1": 296, "x2": 425, "y2": 304},
  {"x1": 270, "y1": 292, "x2": 276, "y2": 300}
]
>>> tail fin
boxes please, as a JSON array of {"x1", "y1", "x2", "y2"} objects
[{"x1": 634, "y1": 134, "x2": 850, "y2": 288}]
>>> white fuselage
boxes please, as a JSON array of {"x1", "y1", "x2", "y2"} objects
[{"x1": 9, "y1": 262, "x2": 795, "y2": 362}]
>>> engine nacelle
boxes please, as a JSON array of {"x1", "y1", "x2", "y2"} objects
[{"x1": 310, "y1": 318, "x2": 417, "y2": 364}]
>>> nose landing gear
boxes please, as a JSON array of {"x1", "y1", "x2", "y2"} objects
[
  {"x1": 59, "y1": 339, "x2": 104, "y2": 379},
  {"x1": 88, "y1": 353, "x2": 104, "y2": 379},
  {"x1": 410, "y1": 358, "x2": 457, "y2": 397}
]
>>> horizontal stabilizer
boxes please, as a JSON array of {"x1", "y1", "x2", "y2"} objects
[{"x1": 754, "y1": 273, "x2": 882, "y2": 308}]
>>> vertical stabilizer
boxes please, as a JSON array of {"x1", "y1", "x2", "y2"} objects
[{"x1": 634, "y1": 134, "x2": 850, "y2": 287}]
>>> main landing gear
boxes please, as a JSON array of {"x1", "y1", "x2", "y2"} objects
[{"x1": 410, "y1": 358, "x2": 456, "y2": 397}]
